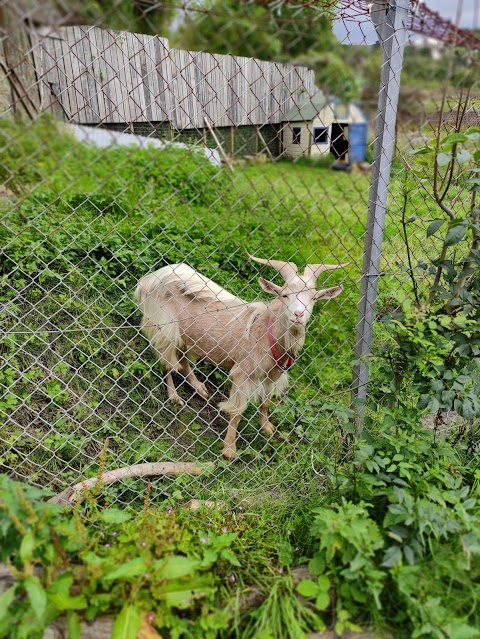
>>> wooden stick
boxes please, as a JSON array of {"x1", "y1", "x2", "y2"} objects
[
  {"x1": 50, "y1": 461, "x2": 216, "y2": 506},
  {"x1": 256, "y1": 127, "x2": 274, "y2": 161},
  {"x1": 204, "y1": 117, "x2": 234, "y2": 172}
]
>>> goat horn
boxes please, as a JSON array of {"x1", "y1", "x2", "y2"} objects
[
  {"x1": 303, "y1": 262, "x2": 350, "y2": 285},
  {"x1": 248, "y1": 253, "x2": 298, "y2": 282}
]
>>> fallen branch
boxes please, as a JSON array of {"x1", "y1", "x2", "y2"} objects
[{"x1": 50, "y1": 462, "x2": 216, "y2": 506}]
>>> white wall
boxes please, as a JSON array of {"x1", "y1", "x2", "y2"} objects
[{"x1": 282, "y1": 123, "x2": 312, "y2": 158}]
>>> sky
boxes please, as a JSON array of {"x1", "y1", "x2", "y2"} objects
[
  {"x1": 333, "y1": 0, "x2": 478, "y2": 45},
  {"x1": 433, "y1": 0, "x2": 477, "y2": 27}
]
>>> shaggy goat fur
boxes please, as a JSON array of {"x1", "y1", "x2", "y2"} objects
[{"x1": 135, "y1": 258, "x2": 345, "y2": 459}]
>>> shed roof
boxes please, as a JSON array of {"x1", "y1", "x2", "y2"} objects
[
  {"x1": 284, "y1": 92, "x2": 368, "y2": 123},
  {"x1": 283, "y1": 91, "x2": 328, "y2": 122}
]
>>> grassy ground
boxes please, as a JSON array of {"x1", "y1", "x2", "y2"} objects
[
  {"x1": 0, "y1": 116, "x2": 439, "y2": 507},
  {"x1": 1, "y1": 115, "x2": 479, "y2": 639}
]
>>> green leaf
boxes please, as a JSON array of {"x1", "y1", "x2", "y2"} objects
[
  {"x1": 50, "y1": 592, "x2": 88, "y2": 610},
  {"x1": 465, "y1": 131, "x2": 480, "y2": 141},
  {"x1": 441, "y1": 132, "x2": 468, "y2": 146},
  {"x1": 156, "y1": 555, "x2": 198, "y2": 579},
  {"x1": 297, "y1": 579, "x2": 319, "y2": 598},
  {"x1": 199, "y1": 549, "x2": 217, "y2": 568},
  {"x1": 317, "y1": 575, "x2": 330, "y2": 592},
  {"x1": 67, "y1": 611, "x2": 82, "y2": 639},
  {"x1": 409, "y1": 145, "x2": 434, "y2": 156},
  {"x1": 0, "y1": 586, "x2": 16, "y2": 622},
  {"x1": 443, "y1": 622, "x2": 480, "y2": 639},
  {"x1": 20, "y1": 531, "x2": 35, "y2": 563},
  {"x1": 111, "y1": 604, "x2": 141, "y2": 639},
  {"x1": 381, "y1": 545, "x2": 402, "y2": 567},
  {"x1": 426, "y1": 219, "x2": 445, "y2": 237},
  {"x1": 308, "y1": 552, "x2": 325, "y2": 576},
  {"x1": 403, "y1": 545, "x2": 416, "y2": 566},
  {"x1": 24, "y1": 575, "x2": 47, "y2": 622},
  {"x1": 158, "y1": 576, "x2": 214, "y2": 608},
  {"x1": 445, "y1": 223, "x2": 467, "y2": 247},
  {"x1": 437, "y1": 152, "x2": 452, "y2": 167},
  {"x1": 457, "y1": 149, "x2": 473, "y2": 164},
  {"x1": 47, "y1": 571, "x2": 88, "y2": 611},
  {"x1": 459, "y1": 399, "x2": 476, "y2": 420},
  {"x1": 220, "y1": 548, "x2": 241, "y2": 567},
  {"x1": 103, "y1": 557, "x2": 147, "y2": 581},
  {"x1": 315, "y1": 591, "x2": 330, "y2": 611},
  {"x1": 100, "y1": 508, "x2": 132, "y2": 524}
]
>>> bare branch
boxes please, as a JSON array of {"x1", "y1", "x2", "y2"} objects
[{"x1": 50, "y1": 462, "x2": 216, "y2": 506}]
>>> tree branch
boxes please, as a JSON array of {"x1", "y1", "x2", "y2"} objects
[{"x1": 49, "y1": 462, "x2": 216, "y2": 506}]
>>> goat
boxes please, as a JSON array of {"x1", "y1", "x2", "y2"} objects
[{"x1": 135, "y1": 255, "x2": 347, "y2": 459}]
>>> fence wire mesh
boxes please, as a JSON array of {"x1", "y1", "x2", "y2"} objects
[{"x1": 1, "y1": 0, "x2": 478, "y2": 507}]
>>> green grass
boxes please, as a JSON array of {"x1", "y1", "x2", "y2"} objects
[
  {"x1": 0, "y1": 115, "x2": 427, "y2": 505},
  {"x1": 1, "y1": 112, "x2": 479, "y2": 639}
]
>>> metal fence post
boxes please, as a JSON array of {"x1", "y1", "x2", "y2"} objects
[{"x1": 352, "y1": 0, "x2": 409, "y2": 429}]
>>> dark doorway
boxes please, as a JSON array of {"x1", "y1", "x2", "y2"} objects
[{"x1": 330, "y1": 123, "x2": 349, "y2": 161}]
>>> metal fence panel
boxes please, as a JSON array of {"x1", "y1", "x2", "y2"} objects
[{"x1": 0, "y1": 0, "x2": 478, "y2": 506}]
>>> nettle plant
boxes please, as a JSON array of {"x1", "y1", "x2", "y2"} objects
[{"x1": 378, "y1": 111, "x2": 480, "y2": 425}]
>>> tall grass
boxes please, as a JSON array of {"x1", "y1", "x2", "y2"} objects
[{"x1": 1, "y1": 117, "x2": 373, "y2": 505}]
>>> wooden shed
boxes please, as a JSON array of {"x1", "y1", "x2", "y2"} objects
[
  {"x1": 27, "y1": 26, "x2": 317, "y2": 160},
  {"x1": 281, "y1": 91, "x2": 368, "y2": 163}
]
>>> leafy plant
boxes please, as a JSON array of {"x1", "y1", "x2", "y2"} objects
[
  {"x1": 376, "y1": 98, "x2": 480, "y2": 422},
  {"x1": 0, "y1": 475, "x2": 238, "y2": 638},
  {"x1": 310, "y1": 405, "x2": 480, "y2": 638},
  {"x1": 298, "y1": 498, "x2": 384, "y2": 635},
  {"x1": 0, "y1": 473, "x2": 326, "y2": 639}
]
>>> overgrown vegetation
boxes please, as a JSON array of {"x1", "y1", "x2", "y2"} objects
[
  {"x1": 0, "y1": 116, "x2": 363, "y2": 501},
  {"x1": 0, "y1": 473, "x2": 325, "y2": 639},
  {"x1": 374, "y1": 94, "x2": 480, "y2": 427},
  {"x1": 1, "y1": 78, "x2": 480, "y2": 636},
  {"x1": 2, "y1": 403, "x2": 480, "y2": 638}
]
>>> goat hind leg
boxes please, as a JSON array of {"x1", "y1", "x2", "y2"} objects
[{"x1": 180, "y1": 357, "x2": 209, "y2": 399}]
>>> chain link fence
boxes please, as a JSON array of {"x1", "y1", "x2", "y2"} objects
[{"x1": 1, "y1": 0, "x2": 478, "y2": 507}]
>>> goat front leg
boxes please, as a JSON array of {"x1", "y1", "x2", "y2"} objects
[
  {"x1": 218, "y1": 371, "x2": 251, "y2": 460},
  {"x1": 259, "y1": 392, "x2": 275, "y2": 436}
]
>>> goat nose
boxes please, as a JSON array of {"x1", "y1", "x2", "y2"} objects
[{"x1": 294, "y1": 310, "x2": 304, "y2": 318}]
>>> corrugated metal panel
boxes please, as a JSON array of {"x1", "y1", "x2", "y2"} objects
[{"x1": 35, "y1": 26, "x2": 317, "y2": 127}]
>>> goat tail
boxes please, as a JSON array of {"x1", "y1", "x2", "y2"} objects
[{"x1": 135, "y1": 276, "x2": 183, "y2": 372}]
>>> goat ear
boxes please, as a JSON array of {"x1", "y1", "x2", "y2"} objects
[
  {"x1": 259, "y1": 277, "x2": 283, "y2": 295},
  {"x1": 314, "y1": 285, "x2": 344, "y2": 301}
]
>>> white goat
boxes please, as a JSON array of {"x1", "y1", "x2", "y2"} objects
[{"x1": 135, "y1": 255, "x2": 346, "y2": 459}]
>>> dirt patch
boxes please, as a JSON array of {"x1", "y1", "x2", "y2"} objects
[{"x1": 421, "y1": 411, "x2": 461, "y2": 435}]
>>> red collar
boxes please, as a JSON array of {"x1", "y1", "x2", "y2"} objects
[{"x1": 268, "y1": 316, "x2": 295, "y2": 370}]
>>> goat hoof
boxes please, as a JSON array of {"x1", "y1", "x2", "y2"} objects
[
  {"x1": 168, "y1": 393, "x2": 185, "y2": 407},
  {"x1": 196, "y1": 383, "x2": 209, "y2": 399},
  {"x1": 222, "y1": 445, "x2": 236, "y2": 460},
  {"x1": 262, "y1": 422, "x2": 275, "y2": 436}
]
